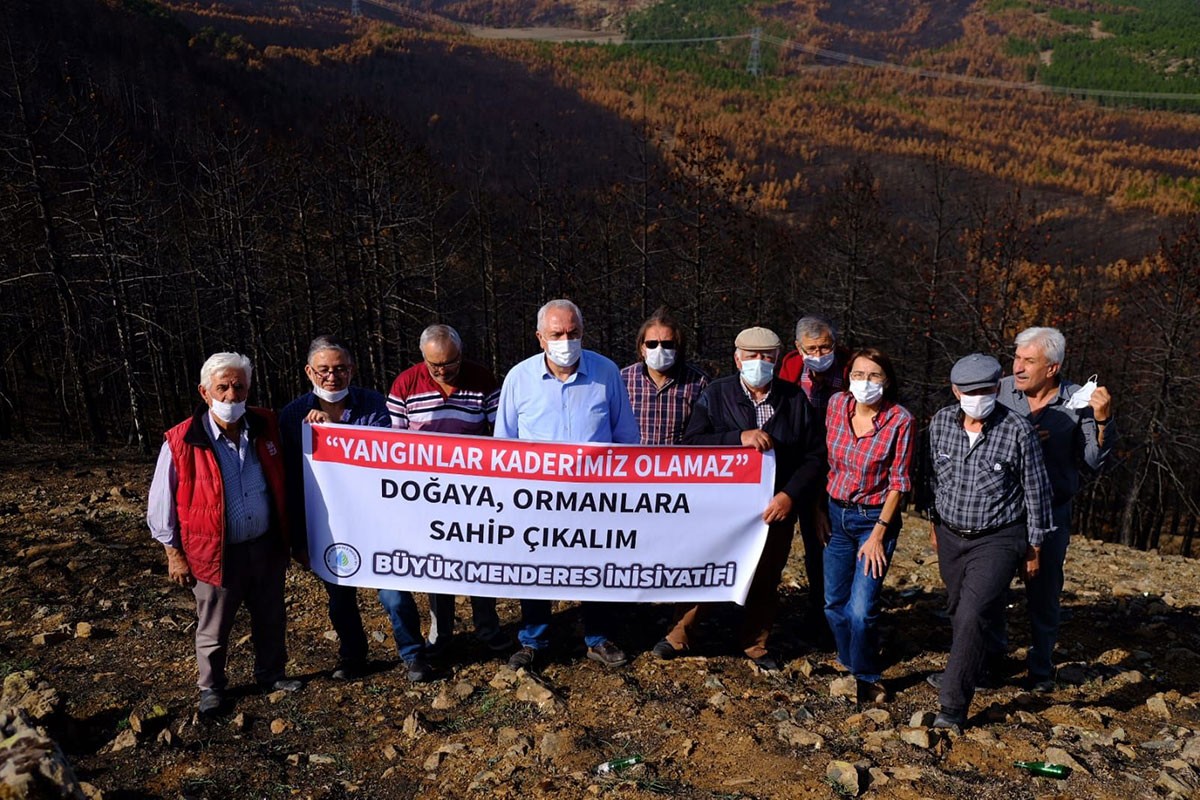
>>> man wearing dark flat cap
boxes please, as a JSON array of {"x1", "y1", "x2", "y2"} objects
[
  {"x1": 923, "y1": 353, "x2": 1053, "y2": 732},
  {"x1": 653, "y1": 326, "x2": 827, "y2": 672}
]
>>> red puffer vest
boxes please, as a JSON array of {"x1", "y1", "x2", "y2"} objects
[{"x1": 163, "y1": 406, "x2": 289, "y2": 587}]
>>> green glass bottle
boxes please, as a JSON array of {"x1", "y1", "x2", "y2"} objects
[
  {"x1": 1013, "y1": 760, "x2": 1070, "y2": 778},
  {"x1": 596, "y1": 755, "x2": 644, "y2": 775}
]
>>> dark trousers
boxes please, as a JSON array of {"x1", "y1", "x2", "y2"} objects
[
  {"x1": 935, "y1": 521, "x2": 1027, "y2": 715},
  {"x1": 193, "y1": 535, "x2": 288, "y2": 691},
  {"x1": 798, "y1": 504, "x2": 826, "y2": 615},
  {"x1": 323, "y1": 580, "x2": 369, "y2": 664},
  {"x1": 665, "y1": 518, "x2": 794, "y2": 658}
]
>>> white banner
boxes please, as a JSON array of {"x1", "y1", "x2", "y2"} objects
[{"x1": 303, "y1": 424, "x2": 775, "y2": 604}]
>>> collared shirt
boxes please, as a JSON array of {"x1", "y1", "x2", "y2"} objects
[
  {"x1": 387, "y1": 360, "x2": 499, "y2": 435},
  {"x1": 998, "y1": 376, "x2": 1115, "y2": 507},
  {"x1": 778, "y1": 350, "x2": 846, "y2": 414},
  {"x1": 740, "y1": 380, "x2": 777, "y2": 428},
  {"x1": 279, "y1": 385, "x2": 391, "y2": 547},
  {"x1": 926, "y1": 403, "x2": 1054, "y2": 546},
  {"x1": 495, "y1": 349, "x2": 640, "y2": 444},
  {"x1": 621, "y1": 361, "x2": 710, "y2": 445},
  {"x1": 825, "y1": 392, "x2": 914, "y2": 506},
  {"x1": 147, "y1": 412, "x2": 271, "y2": 547}
]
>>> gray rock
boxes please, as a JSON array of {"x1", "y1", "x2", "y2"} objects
[
  {"x1": 830, "y1": 676, "x2": 857, "y2": 699},
  {"x1": 899, "y1": 727, "x2": 932, "y2": 749},
  {"x1": 1043, "y1": 746, "x2": 1089, "y2": 775},
  {"x1": 108, "y1": 729, "x2": 137, "y2": 752},
  {"x1": 909, "y1": 711, "x2": 935, "y2": 728},
  {"x1": 308, "y1": 754, "x2": 335, "y2": 765},
  {"x1": 402, "y1": 711, "x2": 427, "y2": 739},
  {"x1": 776, "y1": 722, "x2": 824, "y2": 749},
  {"x1": 468, "y1": 770, "x2": 498, "y2": 791},
  {"x1": 1180, "y1": 735, "x2": 1200, "y2": 767},
  {"x1": 0, "y1": 708, "x2": 88, "y2": 799},
  {"x1": 825, "y1": 760, "x2": 860, "y2": 796},
  {"x1": 540, "y1": 731, "x2": 572, "y2": 759},
  {"x1": 707, "y1": 692, "x2": 730, "y2": 711},
  {"x1": 1, "y1": 672, "x2": 61, "y2": 722},
  {"x1": 1156, "y1": 767, "x2": 1200, "y2": 797},
  {"x1": 1147, "y1": 694, "x2": 1172, "y2": 720}
]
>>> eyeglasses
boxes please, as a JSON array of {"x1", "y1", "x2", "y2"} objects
[
  {"x1": 311, "y1": 366, "x2": 350, "y2": 378},
  {"x1": 644, "y1": 340, "x2": 676, "y2": 350},
  {"x1": 801, "y1": 344, "x2": 834, "y2": 356},
  {"x1": 425, "y1": 358, "x2": 461, "y2": 372},
  {"x1": 849, "y1": 371, "x2": 886, "y2": 383}
]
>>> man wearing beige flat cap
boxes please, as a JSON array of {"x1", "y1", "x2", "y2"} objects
[{"x1": 651, "y1": 326, "x2": 827, "y2": 671}]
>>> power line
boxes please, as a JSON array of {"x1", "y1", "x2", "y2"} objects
[{"x1": 615, "y1": 30, "x2": 1200, "y2": 103}]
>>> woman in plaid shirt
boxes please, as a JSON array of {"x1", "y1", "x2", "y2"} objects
[{"x1": 822, "y1": 347, "x2": 914, "y2": 705}]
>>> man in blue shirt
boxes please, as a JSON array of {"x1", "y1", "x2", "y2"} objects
[
  {"x1": 280, "y1": 336, "x2": 432, "y2": 683},
  {"x1": 494, "y1": 299, "x2": 640, "y2": 669}
]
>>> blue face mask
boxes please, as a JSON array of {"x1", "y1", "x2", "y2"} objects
[
  {"x1": 804, "y1": 352, "x2": 836, "y2": 373},
  {"x1": 740, "y1": 357, "x2": 774, "y2": 388}
]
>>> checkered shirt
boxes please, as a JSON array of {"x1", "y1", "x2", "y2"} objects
[
  {"x1": 825, "y1": 391, "x2": 914, "y2": 506},
  {"x1": 620, "y1": 362, "x2": 710, "y2": 445}
]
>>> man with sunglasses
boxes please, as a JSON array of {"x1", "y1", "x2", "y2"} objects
[
  {"x1": 621, "y1": 307, "x2": 710, "y2": 447},
  {"x1": 387, "y1": 324, "x2": 512, "y2": 663}
]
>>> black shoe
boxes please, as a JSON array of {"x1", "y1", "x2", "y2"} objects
[
  {"x1": 926, "y1": 671, "x2": 943, "y2": 690},
  {"x1": 651, "y1": 639, "x2": 681, "y2": 660},
  {"x1": 405, "y1": 656, "x2": 433, "y2": 683},
  {"x1": 932, "y1": 708, "x2": 965, "y2": 734},
  {"x1": 260, "y1": 678, "x2": 303, "y2": 693},
  {"x1": 750, "y1": 652, "x2": 782, "y2": 673},
  {"x1": 331, "y1": 660, "x2": 367, "y2": 681},
  {"x1": 198, "y1": 689, "x2": 223, "y2": 717},
  {"x1": 1027, "y1": 675, "x2": 1056, "y2": 694},
  {"x1": 507, "y1": 646, "x2": 537, "y2": 671},
  {"x1": 586, "y1": 641, "x2": 628, "y2": 667}
]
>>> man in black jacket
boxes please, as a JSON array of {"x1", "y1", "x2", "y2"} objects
[{"x1": 651, "y1": 326, "x2": 827, "y2": 671}]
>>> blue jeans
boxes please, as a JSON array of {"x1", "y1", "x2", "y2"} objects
[
  {"x1": 518, "y1": 600, "x2": 612, "y2": 649},
  {"x1": 377, "y1": 589, "x2": 425, "y2": 662},
  {"x1": 823, "y1": 501, "x2": 898, "y2": 683}
]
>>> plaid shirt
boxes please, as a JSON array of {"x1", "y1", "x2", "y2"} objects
[
  {"x1": 740, "y1": 380, "x2": 777, "y2": 428},
  {"x1": 825, "y1": 392, "x2": 914, "y2": 506},
  {"x1": 621, "y1": 362, "x2": 710, "y2": 445},
  {"x1": 926, "y1": 403, "x2": 1054, "y2": 546}
]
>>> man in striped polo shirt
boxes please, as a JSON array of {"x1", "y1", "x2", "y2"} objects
[{"x1": 387, "y1": 324, "x2": 512, "y2": 657}]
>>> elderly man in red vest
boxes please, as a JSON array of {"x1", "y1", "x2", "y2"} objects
[{"x1": 147, "y1": 352, "x2": 301, "y2": 717}]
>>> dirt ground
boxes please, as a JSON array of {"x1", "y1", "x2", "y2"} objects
[{"x1": 2, "y1": 443, "x2": 1199, "y2": 799}]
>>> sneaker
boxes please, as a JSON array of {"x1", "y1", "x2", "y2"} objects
[
  {"x1": 651, "y1": 639, "x2": 680, "y2": 660},
  {"x1": 197, "y1": 689, "x2": 223, "y2": 717},
  {"x1": 856, "y1": 679, "x2": 888, "y2": 705},
  {"x1": 507, "y1": 646, "x2": 537, "y2": 671},
  {"x1": 750, "y1": 652, "x2": 782, "y2": 673},
  {"x1": 932, "y1": 708, "x2": 965, "y2": 734},
  {"x1": 479, "y1": 629, "x2": 515, "y2": 653},
  {"x1": 586, "y1": 641, "x2": 628, "y2": 667},
  {"x1": 261, "y1": 678, "x2": 303, "y2": 693},
  {"x1": 405, "y1": 656, "x2": 433, "y2": 683},
  {"x1": 331, "y1": 660, "x2": 367, "y2": 681}
]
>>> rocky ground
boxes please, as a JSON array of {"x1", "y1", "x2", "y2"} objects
[{"x1": 2, "y1": 443, "x2": 1200, "y2": 799}]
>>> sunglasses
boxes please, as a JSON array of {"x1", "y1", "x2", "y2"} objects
[{"x1": 644, "y1": 340, "x2": 677, "y2": 350}]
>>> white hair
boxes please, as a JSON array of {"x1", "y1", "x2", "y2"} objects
[
  {"x1": 537, "y1": 299, "x2": 583, "y2": 333},
  {"x1": 795, "y1": 315, "x2": 836, "y2": 342},
  {"x1": 200, "y1": 352, "x2": 252, "y2": 389},
  {"x1": 1014, "y1": 327, "x2": 1066, "y2": 366},
  {"x1": 419, "y1": 324, "x2": 462, "y2": 352}
]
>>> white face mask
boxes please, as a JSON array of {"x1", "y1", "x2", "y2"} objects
[
  {"x1": 740, "y1": 357, "x2": 774, "y2": 388},
  {"x1": 804, "y1": 352, "x2": 836, "y2": 373},
  {"x1": 313, "y1": 385, "x2": 349, "y2": 403},
  {"x1": 959, "y1": 393, "x2": 996, "y2": 420},
  {"x1": 1065, "y1": 374, "x2": 1098, "y2": 410},
  {"x1": 645, "y1": 345, "x2": 676, "y2": 372},
  {"x1": 850, "y1": 380, "x2": 884, "y2": 406},
  {"x1": 210, "y1": 399, "x2": 246, "y2": 424},
  {"x1": 545, "y1": 338, "x2": 582, "y2": 368}
]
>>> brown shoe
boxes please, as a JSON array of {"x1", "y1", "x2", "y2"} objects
[{"x1": 856, "y1": 679, "x2": 887, "y2": 705}]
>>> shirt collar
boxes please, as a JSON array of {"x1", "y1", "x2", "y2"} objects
[
  {"x1": 540, "y1": 351, "x2": 588, "y2": 380},
  {"x1": 740, "y1": 379, "x2": 773, "y2": 404},
  {"x1": 202, "y1": 410, "x2": 248, "y2": 447}
]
